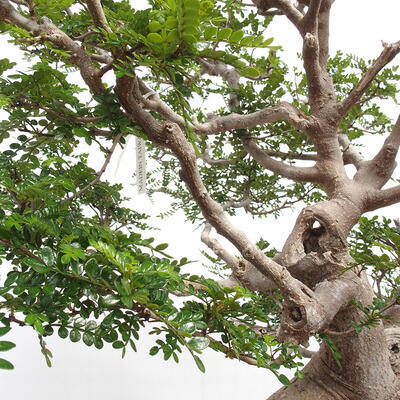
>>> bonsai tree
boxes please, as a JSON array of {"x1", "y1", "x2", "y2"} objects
[{"x1": 0, "y1": 1, "x2": 399, "y2": 398}]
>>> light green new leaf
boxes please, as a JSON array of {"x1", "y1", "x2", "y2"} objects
[{"x1": 147, "y1": 33, "x2": 164, "y2": 44}]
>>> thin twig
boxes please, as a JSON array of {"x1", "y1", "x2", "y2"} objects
[{"x1": 61, "y1": 133, "x2": 123, "y2": 205}]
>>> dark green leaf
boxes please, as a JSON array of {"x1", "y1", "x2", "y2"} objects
[
  {"x1": 58, "y1": 327, "x2": 68, "y2": 339},
  {"x1": 23, "y1": 257, "x2": 49, "y2": 274},
  {"x1": 70, "y1": 329, "x2": 81, "y2": 343},
  {"x1": 278, "y1": 374, "x2": 291, "y2": 386},
  {"x1": 0, "y1": 327, "x2": 11, "y2": 337},
  {"x1": 0, "y1": 358, "x2": 14, "y2": 370},
  {"x1": 193, "y1": 355, "x2": 205, "y2": 373},
  {"x1": 0, "y1": 341, "x2": 16, "y2": 352},
  {"x1": 40, "y1": 247, "x2": 55, "y2": 267}
]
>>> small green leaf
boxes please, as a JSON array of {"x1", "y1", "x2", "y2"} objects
[
  {"x1": 70, "y1": 329, "x2": 81, "y2": 343},
  {"x1": 23, "y1": 257, "x2": 49, "y2": 274},
  {"x1": 242, "y1": 66, "x2": 260, "y2": 78},
  {"x1": 167, "y1": 0, "x2": 176, "y2": 10},
  {"x1": 155, "y1": 243, "x2": 168, "y2": 251},
  {"x1": 166, "y1": 29, "x2": 178, "y2": 42},
  {"x1": 182, "y1": 34, "x2": 197, "y2": 44},
  {"x1": 217, "y1": 28, "x2": 232, "y2": 40},
  {"x1": 102, "y1": 294, "x2": 120, "y2": 307},
  {"x1": 240, "y1": 35, "x2": 254, "y2": 46},
  {"x1": 180, "y1": 322, "x2": 196, "y2": 334},
  {"x1": 147, "y1": 32, "x2": 163, "y2": 44},
  {"x1": 0, "y1": 341, "x2": 16, "y2": 352},
  {"x1": 188, "y1": 337, "x2": 210, "y2": 351},
  {"x1": 58, "y1": 327, "x2": 68, "y2": 339},
  {"x1": 84, "y1": 258, "x2": 99, "y2": 277},
  {"x1": 229, "y1": 30, "x2": 244, "y2": 43},
  {"x1": 165, "y1": 16, "x2": 178, "y2": 29},
  {"x1": 40, "y1": 247, "x2": 55, "y2": 267},
  {"x1": 83, "y1": 332, "x2": 94, "y2": 346},
  {"x1": 34, "y1": 320, "x2": 44, "y2": 336},
  {"x1": 278, "y1": 374, "x2": 291, "y2": 386},
  {"x1": 252, "y1": 36, "x2": 264, "y2": 46},
  {"x1": 149, "y1": 346, "x2": 159, "y2": 356},
  {"x1": 295, "y1": 370, "x2": 304, "y2": 379},
  {"x1": 203, "y1": 26, "x2": 217, "y2": 39},
  {"x1": 0, "y1": 358, "x2": 14, "y2": 370},
  {"x1": 24, "y1": 314, "x2": 37, "y2": 325},
  {"x1": 193, "y1": 355, "x2": 205, "y2": 373},
  {"x1": 112, "y1": 341, "x2": 124, "y2": 349},
  {"x1": 121, "y1": 295, "x2": 133, "y2": 308},
  {"x1": 0, "y1": 327, "x2": 11, "y2": 337},
  {"x1": 149, "y1": 21, "x2": 162, "y2": 32},
  {"x1": 94, "y1": 337, "x2": 104, "y2": 349},
  {"x1": 263, "y1": 37, "x2": 274, "y2": 46}
]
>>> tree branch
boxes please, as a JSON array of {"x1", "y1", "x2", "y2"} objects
[
  {"x1": 85, "y1": 0, "x2": 111, "y2": 32},
  {"x1": 354, "y1": 114, "x2": 400, "y2": 188},
  {"x1": 338, "y1": 133, "x2": 364, "y2": 169},
  {"x1": 337, "y1": 40, "x2": 400, "y2": 118},
  {"x1": 243, "y1": 138, "x2": 322, "y2": 183},
  {"x1": 0, "y1": 0, "x2": 105, "y2": 94},
  {"x1": 61, "y1": 133, "x2": 123, "y2": 204},
  {"x1": 364, "y1": 185, "x2": 400, "y2": 212},
  {"x1": 136, "y1": 78, "x2": 187, "y2": 130},
  {"x1": 252, "y1": 0, "x2": 303, "y2": 31},
  {"x1": 198, "y1": 59, "x2": 240, "y2": 108},
  {"x1": 19, "y1": 100, "x2": 102, "y2": 124},
  {"x1": 194, "y1": 102, "x2": 312, "y2": 136},
  {"x1": 317, "y1": 0, "x2": 334, "y2": 68}
]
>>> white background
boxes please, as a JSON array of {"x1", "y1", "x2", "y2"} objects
[{"x1": 1, "y1": 1, "x2": 400, "y2": 399}]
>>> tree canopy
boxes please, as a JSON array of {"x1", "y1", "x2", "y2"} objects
[{"x1": 0, "y1": 1, "x2": 399, "y2": 399}]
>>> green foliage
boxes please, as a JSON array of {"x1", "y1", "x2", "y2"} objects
[
  {"x1": 0, "y1": 317, "x2": 14, "y2": 370},
  {"x1": 0, "y1": 0, "x2": 398, "y2": 389},
  {"x1": 319, "y1": 334, "x2": 342, "y2": 368},
  {"x1": 350, "y1": 217, "x2": 400, "y2": 296}
]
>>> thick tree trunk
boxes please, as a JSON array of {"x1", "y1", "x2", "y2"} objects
[
  {"x1": 268, "y1": 294, "x2": 400, "y2": 400},
  {"x1": 267, "y1": 198, "x2": 400, "y2": 399}
]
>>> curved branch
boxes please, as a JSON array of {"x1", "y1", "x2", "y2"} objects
[
  {"x1": 194, "y1": 102, "x2": 312, "y2": 136},
  {"x1": 198, "y1": 59, "x2": 241, "y2": 108},
  {"x1": 200, "y1": 144, "x2": 237, "y2": 165},
  {"x1": 61, "y1": 133, "x2": 123, "y2": 204},
  {"x1": 338, "y1": 133, "x2": 364, "y2": 169},
  {"x1": 136, "y1": 78, "x2": 186, "y2": 129},
  {"x1": 243, "y1": 138, "x2": 322, "y2": 183},
  {"x1": 354, "y1": 114, "x2": 400, "y2": 188},
  {"x1": 337, "y1": 40, "x2": 400, "y2": 118},
  {"x1": 364, "y1": 185, "x2": 400, "y2": 212},
  {"x1": 201, "y1": 223, "x2": 240, "y2": 270}
]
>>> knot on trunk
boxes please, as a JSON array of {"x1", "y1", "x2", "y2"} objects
[{"x1": 386, "y1": 327, "x2": 400, "y2": 376}]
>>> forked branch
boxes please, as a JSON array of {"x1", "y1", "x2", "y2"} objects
[{"x1": 243, "y1": 138, "x2": 322, "y2": 183}]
